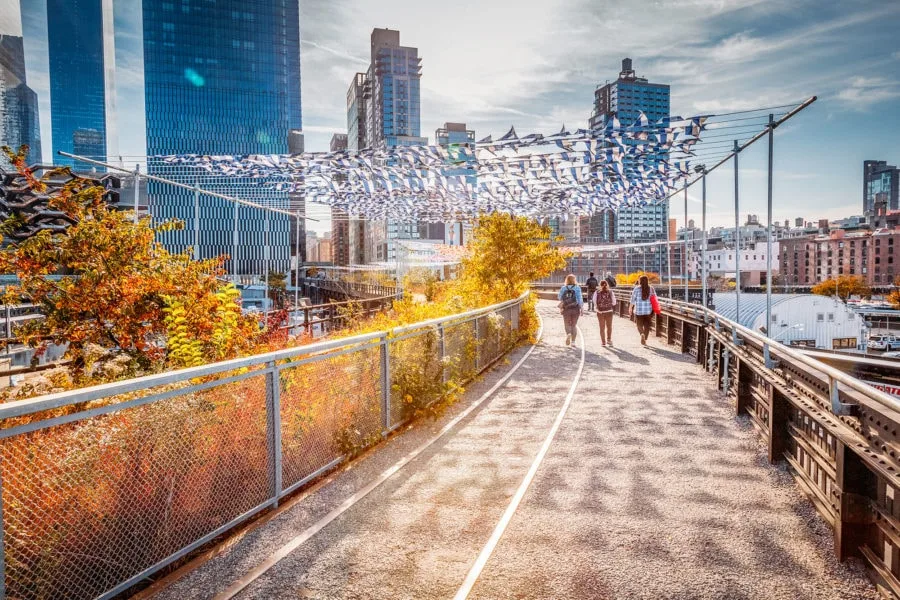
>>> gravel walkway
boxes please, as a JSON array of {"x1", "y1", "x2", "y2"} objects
[{"x1": 152, "y1": 301, "x2": 878, "y2": 600}]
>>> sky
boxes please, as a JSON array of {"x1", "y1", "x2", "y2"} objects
[{"x1": 17, "y1": 0, "x2": 900, "y2": 235}]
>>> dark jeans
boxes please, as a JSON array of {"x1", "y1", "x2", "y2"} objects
[
  {"x1": 635, "y1": 313, "x2": 653, "y2": 340},
  {"x1": 587, "y1": 290, "x2": 596, "y2": 311},
  {"x1": 562, "y1": 308, "x2": 580, "y2": 339},
  {"x1": 597, "y1": 311, "x2": 613, "y2": 344}
]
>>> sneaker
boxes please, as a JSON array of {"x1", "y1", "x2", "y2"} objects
[
  {"x1": 641, "y1": 334, "x2": 647, "y2": 345},
  {"x1": 565, "y1": 334, "x2": 571, "y2": 346}
]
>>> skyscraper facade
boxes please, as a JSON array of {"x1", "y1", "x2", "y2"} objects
[
  {"x1": 347, "y1": 29, "x2": 428, "y2": 263},
  {"x1": 0, "y1": 0, "x2": 41, "y2": 167},
  {"x1": 864, "y1": 160, "x2": 899, "y2": 213},
  {"x1": 590, "y1": 58, "x2": 671, "y2": 243},
  {"x1": 143, "y1": 0, "x2": 302, "y2": 275},
  {"x1": 47, "y1": 0, "x2": 116, "y2": 169},
  {"x1": 329, "y1": 133, "x2": 350, "y2": 266}
]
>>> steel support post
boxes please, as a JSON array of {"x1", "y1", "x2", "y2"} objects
[
  {"x1": 701, "y1": 172, "x2": 708, "y2": 310},
  {"x1": 380, "y1": 335, "x2": 391, "y2": 433},
  {"x1": 233, "y1": 201, "x2": 239, "y2": 284},
  {"x1": 721, "y1": 349, "x2": 731, "y2": 392},
  {"x1": 684, "y1": 184, "x2": 689, "y2": 302},
  {"x1": 294, "y1": 213, "x2": 301, "y2": 318},
  {"x1": 474, "y1": 317, "x2": 481, "y2": 371},
  {"x1": 193, "y1": 182, "x2": 200, "y2": 261},
  {"x1": 766, "y1": 114, "x2": 775, "y2": 341},
  {"x1": 265, "y1": 361, "x2": 283, "y2": 505},
  {"x1": 132, "y1": 164, "x2": 141, "y2": 224},
  {"x1": 734, "y1": 140, "x2": 741, "y2": 323},
  {"x1": 667, "y1": 241, "x2": 672, "y2": 299},
  {"x1": 264, "y1": 210, "x2": 270, "y2": 324}
]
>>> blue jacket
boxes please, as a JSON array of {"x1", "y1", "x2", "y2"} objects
[{"x1": 558, "y1": 284, "x2": 583, "y2": 309}]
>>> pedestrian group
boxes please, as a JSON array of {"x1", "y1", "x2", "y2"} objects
[{"x1": 557, "y1": 272, "x2": 659, "y2": 347}]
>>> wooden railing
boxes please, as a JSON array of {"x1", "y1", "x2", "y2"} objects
[{"x1": 612, "y1": 291, "x2": 900, "y2": 598}]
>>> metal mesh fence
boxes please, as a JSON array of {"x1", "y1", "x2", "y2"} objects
[
  {"x1": 1, "y1": 370, "x2": 270, "y2": 600},
  {"x1": 0, "y1": 294, "x2": 527, "y2": 599},
  {"x1": 389, "y1": 328, "x2": 444, "y2": 428}
]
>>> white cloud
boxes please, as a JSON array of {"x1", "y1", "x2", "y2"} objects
[{"x1": 835, "y1": 76, "x2": 900, "y2": 109}]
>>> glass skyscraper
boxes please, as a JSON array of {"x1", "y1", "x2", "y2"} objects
[
  {"x1": 0, "y1": 0, "x2": 42, "y2": 167},
  {"x1": 46, "y1": 0, "x2": 116, "y2": 169},
  {"x1": 590, "y1": 58, "x2": 671, "y2": 243},
  {"x1": 143, "y1": 0, "x2": 301, "y2": 275}
]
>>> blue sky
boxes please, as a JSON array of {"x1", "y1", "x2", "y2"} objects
[{"x1": 19, "y1": 0, "x2": 900, "y2": 234}]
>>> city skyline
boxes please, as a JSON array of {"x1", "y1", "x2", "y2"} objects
[{"x1": 15, "y1": 0, "x2": 900, "y2": 235}]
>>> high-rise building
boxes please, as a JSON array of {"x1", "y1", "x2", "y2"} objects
[
  {"x1": 347, "y1": 29, "x2": 427, "y2": 263},
  {"x1": 330, "y1": 133, "x2": 348, "y2": 152},
  {"x1": 288, "y1": 129, "x2": 306, "y2": 271},
  {"x1": 366, "y1": 29, "x2": 426, "y2": 149},
  {"x1": 864, "y1": 160, "x2": 899, "y2": 213},
  {"x1": 579, "y1": 210, "x2": 616, "y2": 244},
  {"x1": 143, "y1": 0, "x2": 301, "y2": 276},
  {"x1": 47, "y1": 0, "x2": 116, "y2": 169},
  {"x1": 590, "y1": 58, "x2": 671, "y2": 243},
  {"x1": 0, "y1": 0, "x2": 42, "y2": 167}
]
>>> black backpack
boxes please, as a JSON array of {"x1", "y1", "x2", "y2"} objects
[
  {"x1": 586, "y1": 276, "x2": 598, "y2": 291},
  {"x1": 605, "y1": 276, "x2": 617, "y2": 289},
  {"x1": 561, "y1": 285, "x2": 579, "y2": 309}
]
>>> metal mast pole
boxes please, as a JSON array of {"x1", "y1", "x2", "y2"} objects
[
  {"x1": 294, "y1": 212, "x2": 301, "y2": 316},
  {"x1": 264, "y1": 209, "x2": 270, "y2": 324},
  {"x1": 233, "y1": 201, "x2": 239, "y2": 284},
  {"x1": 684, "y1": 183, "x2": 689, "y2": 302},
  {"x1": 734, "y1": 140, "x2": 741, "y2": 322},
  {"x1": 132, "y1": 164, "x2": 141, "y2": 224},
  {"x1": 193, "y1": 182, "x2": 200, "y2": 261},
  {"x1": 766, "y1": 114, "x2": 775, "y2": 337},
  {"x1": 701, "y1": 170, "x2": 708, "y2": 309}
]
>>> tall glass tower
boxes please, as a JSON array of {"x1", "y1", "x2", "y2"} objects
[
  {"x1": 0, "y1": 0, "x2": 41, "y2": 167},
  {"x1": 143, "y1": 0, "x2": 301, "y2": 275},
  {"x1": 47, "y1": 0, "x2": 117, "y2": 169},
  {"x1": 590, "y1": 58, "x2": 671, "y2": 244}
]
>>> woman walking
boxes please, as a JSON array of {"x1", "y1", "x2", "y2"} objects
[
  {"x1": 594, "y1": 279, "x2": 616, "y2": 346},
  {"x1": 558, "y1": 274, "x2": 583, "y2": 346},
  {"x1": 629, "y1": 275, "x2": 657, "y2": 346}
]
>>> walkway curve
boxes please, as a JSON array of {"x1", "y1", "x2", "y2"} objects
[
  {"x1": 454, "y1": 325, "x2": 584, "y2": 599},
  {"x1": 152, "y1": 302, "x2": 878, "y2": 600},
  {"x1": 212, "y1": 316, "x2": 550, "y2": 600}
]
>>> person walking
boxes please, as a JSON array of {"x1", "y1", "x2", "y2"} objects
[
  {"x1": 585, "y1": 272, "x2": 599, "y2": 312},
  {"x1": 558, "y1": 274, "x2": 583, "y2": 346},
  {"x1": 594, "y1": 279, "x2": 616, "y2": 346},
  {"x1": 629, "y1": 274, "x2": 657, "y2": 346}
]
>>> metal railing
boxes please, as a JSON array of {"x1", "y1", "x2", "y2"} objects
[
  {"x1": 612, "y1": 290, "x2": 900, "y2": 597},
  {"x1": 0, "y1": 293, "x2": 527, "y2": 600}
]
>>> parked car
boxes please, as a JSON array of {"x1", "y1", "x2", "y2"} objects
[
  {"x1": 882, "y1": 351, "x2": 900, "y2": 358},
  {"x1": 868, "y1": 334, "x2": 900, "y2": 351}
]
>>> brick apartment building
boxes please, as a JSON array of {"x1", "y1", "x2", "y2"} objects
[{"x1": 780, "y1": 229, "x2": 900, "y2": 287}]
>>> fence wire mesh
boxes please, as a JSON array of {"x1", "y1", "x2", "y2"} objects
[
  {"x1": 0, "y1": 295, "x2": 526, "y2": 600},
  {"x1": 1, "y1": 371, "x2": 270, "y2": 600}
]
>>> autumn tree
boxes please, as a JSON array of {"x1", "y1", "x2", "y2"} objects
[
  {"x1": 458, "y1": 213, "x2": 568, "y2": 303},
  {"x1": 0, "y1": 145, "x2": 260, "y2": 377},
  {"x1": 888, "y1": 276, "x2": 900, "y2": 309},
  {"x1": 811, "y1": 275, "x2": 872, "y2": 301},
  {"x1": 266, "y1": 269, "x2": 288, "y2": 308}
]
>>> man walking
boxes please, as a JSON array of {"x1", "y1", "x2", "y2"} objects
[{"x1": 585, "y1": 272, "x2": 599, "y2": 312}]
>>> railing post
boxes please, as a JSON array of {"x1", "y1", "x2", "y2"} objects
[
  {"x1": 265, "y1": 361, "x2": 282, "y2": 506},
  {"x1": 474, "y1": 316, "x2": 481, "y2": 371},
  {"x1": 834, "y1": 441, "x2": 876, "y2": 561},
  {"x1": 1, "y1": 470, "x2": 5, "y2": 600},
  {"x1": 707, "y1": 337, "x2": 717, "y2": 372},
  {"x1": 721, "y1": 349, "x2": 731, "y2": 393},
  {"x1": 380, "y1": 334, "x2": 391, "y2": 433},
  {"x1": 438, "y1": 324, "x2": 448, "y2": 384},
  {"x1": 736, "y1": 359, "x2": 752, "y2": 416},
  {"x1": 768, "y1": 385, "x2": 789, "y2": 464}
]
